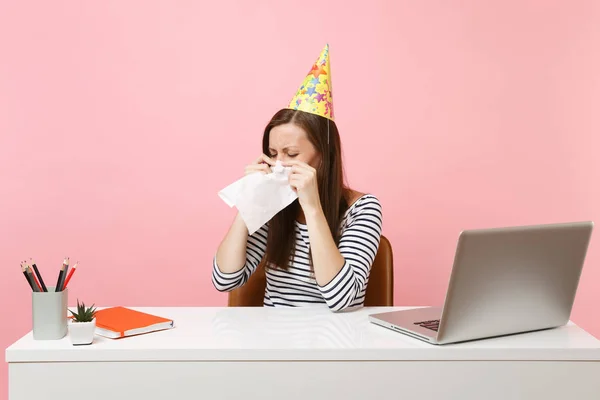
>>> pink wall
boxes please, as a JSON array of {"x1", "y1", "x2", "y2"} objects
[{"x1": 2, "y1": 0, "x2": 600, "y2": 396}]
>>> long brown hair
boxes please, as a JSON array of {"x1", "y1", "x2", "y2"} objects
[{"x1": 262, "y1": 108, "x2": 349, "y2": 271}]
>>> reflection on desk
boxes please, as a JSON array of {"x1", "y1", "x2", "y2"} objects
[{"x1": 210, "y1": 305, "x2": 422, "y2": 349}]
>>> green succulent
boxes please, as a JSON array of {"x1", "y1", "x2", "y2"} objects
[{"x1": 69, "y1": 299, "x2": 97, "y2": 323}]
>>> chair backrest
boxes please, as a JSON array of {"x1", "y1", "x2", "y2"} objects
[{"x1": 228, "y1": 235, "x2": 394, "y2": 307}]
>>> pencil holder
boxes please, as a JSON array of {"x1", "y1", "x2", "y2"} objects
[{"x1": 32, "y1": 286, "x2": 68, "y2": 340}]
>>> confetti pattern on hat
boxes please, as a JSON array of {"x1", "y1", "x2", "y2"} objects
[{"x1": 287, "y1": 44, "x2": 334, "y2": 121}]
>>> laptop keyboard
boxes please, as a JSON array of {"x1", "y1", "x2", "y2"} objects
[{"x1": 414, "y1": 319, "x2": 440, "y2": 332}]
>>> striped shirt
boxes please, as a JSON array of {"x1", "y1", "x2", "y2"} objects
[{"x1": 212, "y1": 194, "x2": 383, "y2": 312}]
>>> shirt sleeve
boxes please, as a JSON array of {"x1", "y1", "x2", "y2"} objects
[
  {"x1": 212, "y1": 223, "x2": 268, "y2": 292},
  {"x1": 318, "y1": 195, "x2": 384, "y2": 311}
]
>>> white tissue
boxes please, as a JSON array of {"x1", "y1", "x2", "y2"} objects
[{"x1": 218, "y1": 161, "x2": 298, "y2": 234}]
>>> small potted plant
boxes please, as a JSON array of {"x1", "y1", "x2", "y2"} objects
[{"x1": 68, "y1": 299, "x2": 97, "y2": 345}]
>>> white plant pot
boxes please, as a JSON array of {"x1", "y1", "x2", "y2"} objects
[{"x1": 68, "y1": 318, "x2": 96, "y2": 345}]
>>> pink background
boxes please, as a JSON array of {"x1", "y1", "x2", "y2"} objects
[{"x1": 1, "y1": 0, "x2": 599, "y2": 395}]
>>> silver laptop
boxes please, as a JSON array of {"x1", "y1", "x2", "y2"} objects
[{"x1": 369, "y1": 221, "x2": 594, "y2": 345}]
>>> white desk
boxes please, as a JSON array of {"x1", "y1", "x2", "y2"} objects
[{"x1": 6, "y1": 306, "x2": 600, "y2": 400}]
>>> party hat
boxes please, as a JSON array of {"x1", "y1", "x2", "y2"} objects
[{"x1": 287, "y1": 44, "x2": 334, "y2": 121}]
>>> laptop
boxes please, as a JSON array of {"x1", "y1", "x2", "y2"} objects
[{"x1": 369, "y1": 221, "x2": 594, "y2": 345}]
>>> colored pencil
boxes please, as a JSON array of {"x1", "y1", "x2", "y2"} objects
[
  {"x1": 30, "y1": 258, "x2": 47, "y2": 292},
  {"x1": 21, "y1": 262, "x2": 35, "y2": 291},
  {"x1": 60, "y1": 257, "x2": 69, "y2": 291},
  {"x1": 62, "y1": 261, "x2": 78, "y2": 290},
  {"x1": 58, "y1": 257, "x2": 69, "y2": 291},
  {"x1": 25, "y1": 264, "x2": 40, "y2": 292},
  {"x1": 24, "y1": 261, "x2": 43, "y2": 292},
  {"x1": 28, "y1": 266, "x2": 43, "y2": 292},
  {"x1": 55, "y1": 258, "x2": 67, "y2": 292}
]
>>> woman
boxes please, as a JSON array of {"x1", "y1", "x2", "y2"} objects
[{"x1": 212, "y1": 45, "x2": 383, "y2": 312}]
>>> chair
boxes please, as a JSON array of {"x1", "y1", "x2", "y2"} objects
[{"x1": 228, "y1": 235, "x2": 394, "y2": 307}]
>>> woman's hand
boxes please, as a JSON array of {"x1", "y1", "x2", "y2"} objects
[
  {"x1": 245, "y1": 154, "x2": 275, "y2": 176},
  {"x1": 285, "y1": 160, "x2": 321, "y2": 214}
]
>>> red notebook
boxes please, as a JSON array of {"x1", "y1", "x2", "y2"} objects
[{"x1": 94, "y1": 307, "x2": 174, "y2": 339}]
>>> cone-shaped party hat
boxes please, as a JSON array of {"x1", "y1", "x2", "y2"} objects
[{"x1": 287, "y1": 44, "x2": 334, "y2": 121}]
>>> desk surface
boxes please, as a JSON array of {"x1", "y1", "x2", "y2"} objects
[{"x1": 6, "y1": 306, "x2": 600, "y2": 362}]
